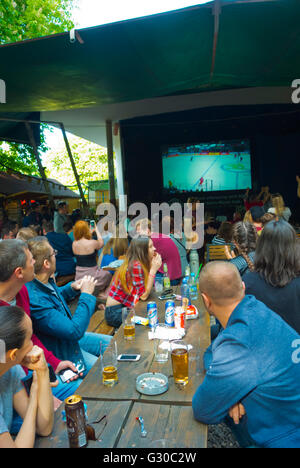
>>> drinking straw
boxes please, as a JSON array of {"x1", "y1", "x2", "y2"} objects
[{"x1": 195, "y1": 263, "x2": 203, "y2": 280}]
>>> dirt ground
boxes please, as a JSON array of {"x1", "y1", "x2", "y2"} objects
[{"x1": 207, "y1": 423, "x2": 240, "y2": 448}]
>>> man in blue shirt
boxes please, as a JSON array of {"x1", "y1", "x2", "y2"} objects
[
  {"x1": 26, "y1": 237, "x2": 112, "y2": 378},
  {"x1": 192, "y1": 261, "x2": 300, "y2": 448}
]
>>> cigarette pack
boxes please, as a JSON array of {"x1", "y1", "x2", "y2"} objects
[{"x1": 133, "y1": 315, "x2": 149, "y2": 326}]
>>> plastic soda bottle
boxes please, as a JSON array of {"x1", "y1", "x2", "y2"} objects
[
  {"x1": 163, "y1": 263, "x2": 171, "y2": 290},
  {"x1": 189, "y1": 249, "x2": 199, "y2": 276},
  {"x1": 189, "y1": 272, "x2": 198, "y2": 301}
]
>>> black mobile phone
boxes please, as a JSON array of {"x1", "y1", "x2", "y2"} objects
[
  {"x1": 158, "y1": 294, "x2": 176, "y2": 300},
  {"x1": 22, "y1": 364, "x2": 57, "y2": 395},
  {"x1": 158, "y1": 288, "x2": 173, "y2": 297}
]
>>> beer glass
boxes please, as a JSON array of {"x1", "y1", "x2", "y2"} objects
[
  {"x1": 101, "y1": 341, "x2": 118, "y2": 386},
  {"x1": 122, "y1": 307, "x2": 135, "y2": 341},
  {"x1": 153, "y1": 323, "x2": 169, "y2": 362},
  {"x1": 171, "y1": 340, "x2": 189, "y2": 386}
]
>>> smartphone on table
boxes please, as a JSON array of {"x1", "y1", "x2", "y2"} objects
[{"x1": 117, "y1": 354, "x2": 141, "y2": 362}]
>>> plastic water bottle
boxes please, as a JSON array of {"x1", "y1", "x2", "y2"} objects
[
  {"x1": 189, "y1": 272, "x2": 198, "y2": 301},
  {"x1": 181, "y1": 277, "x2": 190, "y2": 303},
  {"x1": 189, "y1": 249, "x2": 199, "y2": 276}
]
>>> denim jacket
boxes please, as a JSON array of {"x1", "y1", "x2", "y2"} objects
[{"x1": 26, "y1": 278, "x2": 96, "y2": 367}]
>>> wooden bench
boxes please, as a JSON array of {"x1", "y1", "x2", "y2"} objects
[
  {"x1": 55, "y1": 274, "x2": 75, "y2": 287},
  {"x1": 68, "y1": 295, "x2": 115, "y2": 337},
  {"x1": 87, "y1": 308, "x2": 115, "y2": 336}
]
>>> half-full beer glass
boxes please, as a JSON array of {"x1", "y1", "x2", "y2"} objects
[
  {"x1": 122, "y1": 308, "x2": 135, "y2": 341},
  {"x1": 171, "y1": 340, "x2": 189, "y2": 386},
  {"x1": 101, "y1": 341, "x2": 118, "y2": 386}
]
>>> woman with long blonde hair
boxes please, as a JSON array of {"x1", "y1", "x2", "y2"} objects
[
  {"x1": 72, "y1": 220, "x2": 112, "y2": 291},
  {"x1": 105, "y1": 236, "x2": 162, "y2": 328},
  {"x1": 268, "y1": 193, "x2": 291, "y2": 222}
]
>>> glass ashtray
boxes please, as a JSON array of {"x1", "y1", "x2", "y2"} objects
[{"x1": 136, "y1": 372, "x2": 168, "y2": 395}]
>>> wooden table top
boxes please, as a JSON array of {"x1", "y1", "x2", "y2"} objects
[
  {"x1": 77, "y1": 288, "x2": 210, "y2": 405},
  {"x1": 35, "y1": 287, "x2": 210, "y2": 448},
  {"x1": 36, "y1": 399, "x2": 206, "y2": 449}
]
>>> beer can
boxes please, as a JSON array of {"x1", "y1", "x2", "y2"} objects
[
  {"x1": 65, "y1": 395, "x2": 88, "y2": 448},
  {"x1": 174, "y1": 306, "x2": 186, "y2": 330},
  {"x1": 165, "y1": 300, "x2": 175, "y2": 327},
  {"x1": 147, "y1": 301, "x2": 158, "y2": 329}
]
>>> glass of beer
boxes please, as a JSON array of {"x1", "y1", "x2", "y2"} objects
[
  {"x1": 171, "y1": 340, "x2": 189, "y2": 386},
  {"x1": 122, "y1": 307, "x2": 135, "y2": 341},
  {"x1": 101, "y1": 341, "x2": 118, "y2": 386}
]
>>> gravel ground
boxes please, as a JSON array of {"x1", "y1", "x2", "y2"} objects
[{"x1": 207, "y1": 423, "x2": 240, "y2": 448}]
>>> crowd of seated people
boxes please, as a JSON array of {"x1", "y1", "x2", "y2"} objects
[{"x1": 0, "y1": 181, "x2": 299, "y2": 448}]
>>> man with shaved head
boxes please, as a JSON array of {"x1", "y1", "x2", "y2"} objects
[
  {"x1": 192, "y1": 261, "x2": 300, "y2": 448},
  {"x1": 199, "y1": 261, "x2": 244, "y2": 311}
]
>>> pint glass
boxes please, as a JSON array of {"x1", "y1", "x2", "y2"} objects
[
  {"x1": 101, "y1": 341, "x2": 118, "y2": 386},
  {"x1": 153, "y1": 324, "x2": 169, "y2": 362},
  {"x1": 171, "y1": 340, "x2": 189, "y2": 386},
  {"x1": 122, "y1": 308, "x2": 135, "y2": 340}
]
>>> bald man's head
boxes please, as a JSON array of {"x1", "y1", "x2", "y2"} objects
[{"x1": 199, "y1": 261, "x2": 244, "y2": 307}]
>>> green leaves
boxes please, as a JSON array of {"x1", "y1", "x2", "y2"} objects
[
  {"x1": 0, "y1": 0, "x2": 75, "y2": 45},
  {"x1": 43, "y1": 132, "x2": 111, "y2": 190},
  {"x1": 0, "y1": 0, "x2": 77, "y2": 174}
]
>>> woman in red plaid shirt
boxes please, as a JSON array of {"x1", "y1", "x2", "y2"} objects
[{"x1": 105, "y1": 236, "x2": 162, "y2": 327}]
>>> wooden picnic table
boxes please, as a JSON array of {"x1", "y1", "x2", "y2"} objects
[{"x1": 35, "y1": 287, "x2": 210, "y2": 448}]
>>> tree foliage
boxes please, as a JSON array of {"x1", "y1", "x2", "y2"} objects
[
  {"x1": 0, "y1": 0, "x2": 75, "y2": 45},
  {"x1": 0, "y1": 123, "x2": 50, "y2": 175},
  {"x1": 0, "y1": 0, "x2": 76, "y2": 175},
  {"x1": 44, "y1": 132, "x2": 110, "y2": 191}
]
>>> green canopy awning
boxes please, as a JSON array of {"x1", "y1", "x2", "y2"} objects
[{"x1": 1, "y1": 0, "x2": 300, "y2": 115}]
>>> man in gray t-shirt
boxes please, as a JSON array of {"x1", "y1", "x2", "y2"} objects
[
  {"x1": 0, "y1": 365, "x2": 25, "y2": 435},
  {"x1": 54, "y1": 202, "x2": 69, "y2": 234}
]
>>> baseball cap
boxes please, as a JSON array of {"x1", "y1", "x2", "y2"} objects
[{"x1": 250, "y1": 205, "x2": 265, "y2": 221}]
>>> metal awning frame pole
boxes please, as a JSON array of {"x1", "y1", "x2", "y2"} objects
[
  {"x1": 106, "y1": 119, "x2": 116, "y2": 204},
  {"x1": 0, "y1": 116, "x2": 88, "y2": 214},
  {"x1": 58, "y1": 122, "x2": 88, "y2": 216}
]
